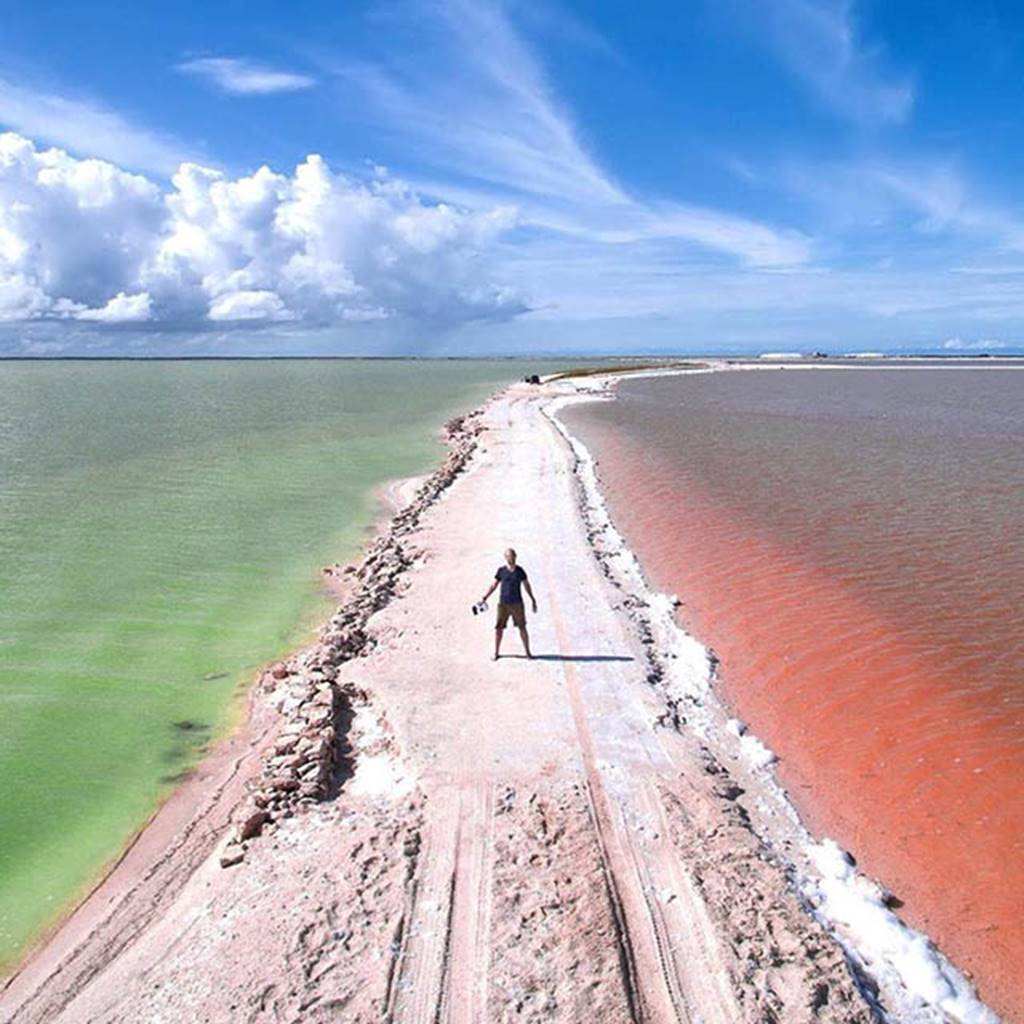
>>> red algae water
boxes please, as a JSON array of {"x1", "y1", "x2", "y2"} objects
[{"x1": 563, "y1": 366, "x2": 1024, "y2": 1020}]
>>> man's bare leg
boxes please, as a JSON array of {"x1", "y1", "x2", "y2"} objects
[
  {"x1": 494, "y1": 627, "x2": 504, "y2": 660},
  {"x1": 518, "y1": 626, "x2": 532, "y2": 659}
]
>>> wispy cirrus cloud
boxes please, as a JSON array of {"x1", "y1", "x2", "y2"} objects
[
  {"x1": 331, "y1": 1, "x2": 624, "y2": 208},
  {"x1": 785, "y1": 157, "x2": 1024, "y2": 253},
  {"x1": 328, "y1": 0, "x2": 811, "y2": 269},
  {"x1": 177, "y1": 57, "x2": 316, "y2": 96},
  {"x1": 868, "y1": 165, "x2": 1024, "y2": 250},
  {"x1": 743, "y1": 0, "x2": 914, "y2": 125},
  {"x1": 0, "y1": 75, "x2": 192, "y2": 175}
]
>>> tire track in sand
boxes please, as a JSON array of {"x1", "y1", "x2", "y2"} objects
[
  {"x1": 541, "y1": 554, "x2": 689, "y2": 1023},
  {"x1": 386, "y1": 784, "x2": 494, "y2": 1024},
  {"x1": 448, "y1": 783, "x2": 495, "y2": 1024},
  {"x1": 384, "y1": 797, "x2": 458, "y2": 1023}
]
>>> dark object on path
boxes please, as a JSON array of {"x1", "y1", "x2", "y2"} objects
[{"x1": 524, "y1": 374, "x2": 541, "y2": 385}]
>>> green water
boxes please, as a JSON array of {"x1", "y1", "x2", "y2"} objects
[{"x1": 0, "y1": 358, "x2": 527, "y2": 967}]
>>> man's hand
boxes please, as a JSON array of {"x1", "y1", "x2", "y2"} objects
[{"x1": 523, "y1": 579, "x2": 538, "y2": 615}]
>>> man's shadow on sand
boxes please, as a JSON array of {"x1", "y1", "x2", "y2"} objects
[{"x1": 508, "y1": 654, "x2": 634, "y2": 663}]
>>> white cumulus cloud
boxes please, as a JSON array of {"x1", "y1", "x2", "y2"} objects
[
  {"x1": 177, "y1": 57, "x2": 316, "y2": 96},
  {"x1": 208, "y1": 289, "x2": 294, "y2": 322},
  {"x1": 68, "y1": 291, "x2": 154, "y2": 322},
  {"x1": 0, "y1": 132, "x2": 524, "y2": 328}
]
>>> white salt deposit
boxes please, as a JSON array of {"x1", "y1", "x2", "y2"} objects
[
  {"x1": 804, "y1": 840, "x2": 999, "y2": 1024},
  {"x1": 349, "y1": 754, "x2": 413, "y2": 799},
  {"x1": 725, "y1": 718, "x2": 778, "y2": 769},
  {"x1": 348, "y1": 703, "x2": 414, "y2": 800}
]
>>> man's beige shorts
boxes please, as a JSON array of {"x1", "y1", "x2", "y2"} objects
[{"x1": 495, "y1": 602, "x2": 526, "y2": 629}]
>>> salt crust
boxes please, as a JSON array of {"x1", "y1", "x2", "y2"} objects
[{"x1": 347, "y1": 702, "x2": 415, "y2": 800}]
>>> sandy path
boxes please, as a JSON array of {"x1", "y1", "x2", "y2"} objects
[{"x1": 0, "y1": 383, "x2": 873, "y2": 1023}]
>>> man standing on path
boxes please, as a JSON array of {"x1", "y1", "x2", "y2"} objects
[{"x1": 479, "y1": 548, "x2": 537, "y2": 660}]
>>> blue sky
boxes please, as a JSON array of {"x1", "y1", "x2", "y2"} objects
[{"x1": 1, "y1": 0, "x2": 1023, "y2": 355}]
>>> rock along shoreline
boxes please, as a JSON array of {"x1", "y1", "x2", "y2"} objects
[{"x1": 220, "y1": 408, "x2": 488, "y2": 867}]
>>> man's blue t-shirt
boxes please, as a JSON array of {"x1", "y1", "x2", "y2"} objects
[{"x1": 495, "y1": 565, "x2": 527, "y2": 604}]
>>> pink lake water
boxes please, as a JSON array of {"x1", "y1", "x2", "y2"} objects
[{"x1": 563, "y1": 366, "x2": 1024, "y2": 1019}]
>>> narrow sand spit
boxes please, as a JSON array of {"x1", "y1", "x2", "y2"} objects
[{"x1": 1, "y1": 379, "x2": 877, "y2": 1024}]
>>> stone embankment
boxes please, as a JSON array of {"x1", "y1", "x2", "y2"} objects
[{"x1": 219, "y1": 410, "x2": 486, "y2": 869}]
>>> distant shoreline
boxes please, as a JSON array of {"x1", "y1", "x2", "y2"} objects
[{"x1": 1, "y1": 353, "x2": 1022, "y2": 362}]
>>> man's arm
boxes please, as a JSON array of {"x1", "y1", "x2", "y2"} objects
[
  {"x1": 480, "y1": 579, "x2": 499, "y2": 604},
  {"x1": 523, "y1": 578, "x2": 538, "y2": 613}
]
